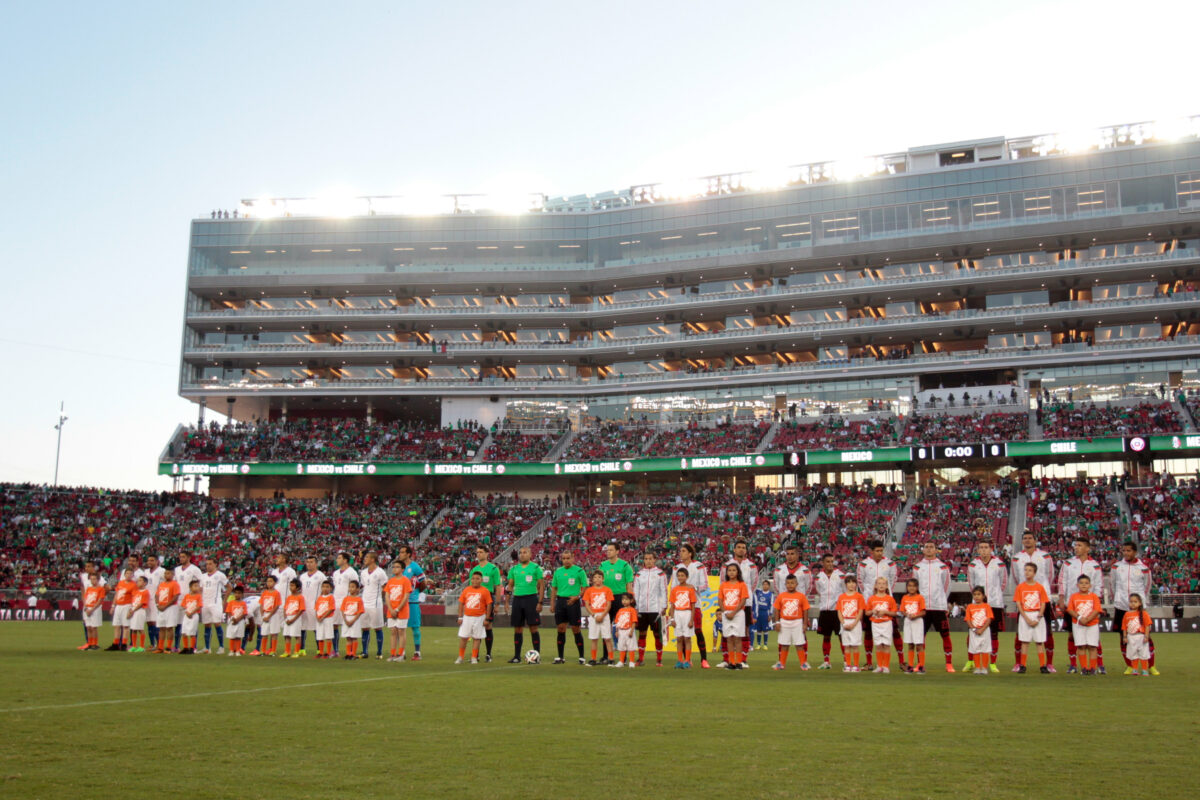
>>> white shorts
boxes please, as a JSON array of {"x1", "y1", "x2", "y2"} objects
[
  {"x1": 1018, "y1": 616, "x2": 1047, "y2": 643},
  {"x1": 226, "y1": 620, "x2": 246, "y2": 639},
  {"x1": 333, "y1": 600, "x2": 346, "y2": 626},
  {"x1": 262, "y1": 615, "x2": 282, "y2": 636},
  {"x1": 157, "y1": 607, "x2": 180, "y2": 628},
  {"x1": 1073, "y1": 623, "x2": 1100, "y2": 647},
  {"x1": 616, "y1": 628, "x2": 637, "y2": 652},
  {"x1": 778, "y1": 620, "x2": 807, "y2": 647},
  {"x1": 840, "y1": 622, "x2": 863, "y2": 647},
  {"x1": 387, "y1": 617, "x2": 409, "y2": 629},
  {"x1": 112, "y1": 605, "x2": 129, "y2": 626},
  {"x1": 83, "y1": 608, "x2": 102, "y2": 627},
  {"x1": 968, "y1": 629, "x2": 991, "y2": 655},
  {"x1": 302, "y1": 609, "x2": 317, "y2": 631},
  {"x1": 902, "y1": 617, "x2": 925, "y2": 645},
  {"x1": 146, "y1": 605, "x2": 158, "y2": 624},
  {"x1": 458, "y1": 615, "x2": 486, "y2": 640},
  {"x1": 672, "y1": 610, "x2": 695, "y2": 638},
  {"x1": 1126, "y1": 632, "x2": 1149, "y2": 660},
  {"x1": 871, "y1": 621, "x2": 893, "y2": 644},
  {"x1": 721, "y1": 612, "x2": 746, "y2": 638},
  {"x1": 361, "y1": 607, "x2": 384, "y2": 629},
  {"x1": 201, "y1": 606, "x2": 224, "y2": 625},
  {"x1": 181, "y1": 615, "x2": 200, "y2": 636},
  {"x1": 588, "y1": 614, "x2": 611, "y2": 640},
  {"x1": 316, "y1": 618, "x2": 334, "y2": 641},
  {"x1": 283, "y1": 619, "x2": 303, "y2": 637},
  {"x1": 343, "y1": 619, "x2": 363, "y2": 639},
  {"x1": 128, "y1": 610, "x2": 147, "y2": 632}
]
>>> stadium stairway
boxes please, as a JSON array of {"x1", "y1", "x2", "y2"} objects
[
  {"x1": 640, "y1": 429, "x2": 661, "y2": 454},
  {"x1": 886, "y1": 496, "x2": 914, "y2": 557},
  {"x1": 1027, "y1": 408, "x2": 1043, "y2": 440},
  {"x1": 472, "y1": 431, "x2": 494, "y2": 463},
  {"x1": 1171, "y1": 396, "x2": 1196, "y2": 432},
  {"x1": 1005, "y1": 493, "x2": 1026, "y2": 551},
  {"x1": 1113, "y1": 489, "x2": 1132, "y2": 537},
  {"x1": 414, "y1": 506, "x2": 452, "y2": 547},
  {"x1": 755, "y1": 421, "x2": 781, "y2": 453},
  {"x1": 544, "y1": 429, "x2": 576, "y2": 462}
]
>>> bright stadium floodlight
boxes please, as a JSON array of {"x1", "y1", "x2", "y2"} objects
[
  {"x1": 743, "y1": 167, "x2": 794, "y2": 191},
  {"x1": 1152, "y1": 116, "x2": 1193, "y2": 143},
  {"x1": 245, "y1": 197, "x2": 283, "y2": 219},
  {"x1": 656, "y1": 177, "x2": 707, "y2": 201},
  {"x1": 313, "y1": 192, "x2": 364, "y2": 218},
  {"x1": 1056, "y1": 128, "x2": 1102, "y2": 155}
]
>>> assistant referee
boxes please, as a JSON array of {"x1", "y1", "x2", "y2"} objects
[{"x1": 549, "y1": 550, "x2": 588, "y2": 664}]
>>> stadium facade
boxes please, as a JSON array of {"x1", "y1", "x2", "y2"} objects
[{"x1": 166, "y1": 117, "x2": 1200, "y2": 497}]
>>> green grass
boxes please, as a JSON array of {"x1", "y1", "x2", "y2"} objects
[{"x1": 1, "y1": 625, "x2": 1199, "y2": 799}]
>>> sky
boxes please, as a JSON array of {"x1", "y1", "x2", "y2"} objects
[{"x1": 0, "y1": 0, "x2": 1196, "y2": 491}]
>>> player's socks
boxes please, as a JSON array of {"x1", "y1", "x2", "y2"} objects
[
  {"x1": 361, "y1": 630, "x2": 370, "y2": 655},
  {"x1": 299, "y1": 631, "x2": 307, "y2": 651},
  {"x1": 852, "y1": 651, "x2": 860, "y2": 668},
  {"x1": 1148, "y1": 638, "x2": 1156, "y2": 668},
  {"x1": 991, "y1": 636, "x2": 999, "y2": 664},
  {"x1": 413, "y1": 627, "x2": 421, "y2": 653},
  {"x1": 459, "y1": 645, "x2": 466, "y2": 659},
  {"x1": 148, "y1": 626, "x2": 158, "y2": 647},
  {"x1": 485, "y1": 628, "x2": 494, "y2": 656},
  {"x1": 375, "y1": 629, "x2": 384, "y2": 656},
  {"x1": 919, "y1": 651, "x2": 926, "y2": 670},
  {"x1": 1096, "y1": 641, "x2": 1104, "y2": 668},
  {"x1": 530, "y1": 631, "x2": 539, "y2": 654},
  {"x1": 822, "y1": 640, "x2": 831, "y2": 662},
  {"x1": 556, "y1": 632, "x2": 565, "y2": 659},
  {"x1": 204, "y1": 628, "x2": 212, "y2": 650},
  {"x1": 637, "y1": 635, "x2": 646, "y2": 663},
  {"x1": 779, "y1": 646, "x2": 788, "y2": 665},
  {"x1": 255, "y1": 629, "x2": 263, "y2": 651},
  {"x1": 1037, "y1": 651, "x2": 1047, "y2": 667},
  {"x1": 573, "y1": 631, "x2": 584, "y2": 657},
  {"x1": 515, "y1": 632, "x2": 524, "y2": 660},
  {"x1": 1019, "y1": 652, "x2": 1027, "y2": 667},
  {"x1": 1068, "y1": 638, "x2": 1077, "y2": 668},
  {"x1": 285, "y1": 640, "x2": 292, "y2": 656},
  {"x1": 1045, "y1": 631, "x2": 1054, "y2": 666},
  {"x1": 591, "y1": 645, "x2": 597, "y2": 661},
  {"x1": 843, "y1": 652, "x2": 851, "y2": 668},
  {"x1": 865, "y1": 647, "x2": 873, "y2": 668},
  {"x1": 332, "y1": 626, "x2": 340, "y2": 654},
  {"x1": 397, "y1": 647, "x2": 405, "y2": 659},
  {"x1": 472, "y1": 647, "x2": 479, "y2": 659},
  {"x1": 941, "y1": 633, "x2": 953, "y2": 665}
]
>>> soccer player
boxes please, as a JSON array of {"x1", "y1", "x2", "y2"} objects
[
  {"x1": 966, "y1": 539, "x2": 1007, "y2": 672},
  {"x1": 913, "y1": 541, "x2": 954, "y2": 672},
  {"x1": 668, "y1": 568, "x2": 699, "y2": 669},
  {"x1": 723, "y1": 540, "x2": 759, "y2": 665},
  {"x1": 128, "y1": 576, "x2": 150, "y2": 652},
  {"x1": 153, "y1": 566, "x2": 181, "y2": 654},
  {"x1": 384, "y1": 561, "x2": 413, "y2": 662},
  {"x1": 965, "y1": 587, "x2": 994, "y2": 674},
  {"x1": 142, "y1": 555, "x2": 164, "y2": 650},
  {"x1": 456, "y1": 571, "x2": 492, "y2": 664},
  {"x1": 1123, "y1": 594, "x2": 1152, "y2": 676},
  {"x1": 298, "y1": 556, "x2": 327, "y2": 657},
  {"x1": 81, "y1": 573, "x2": 106, "y2": 651},
  {"x1": 199, "y1": 558, "x2": 230, "y2": 654},
  {"x1": 550, "y1": 550, "x2": 587, "y2": 665},
  {"x1": 469, "y1": 546, "x2": 503, "y2": 662},
  {"x1": 395, "y1": 545, "x2": 427, "y2": 660},
  {"x1": 865, "y1": 577, "x2": 898, "y2": 673},
  {"x1": 672, "y1": 543, "x2": 712, "y2": 668},
  {"x1": 582, "y1": 570, "x2": 614, "y2": 666},
  {"x1": 1066, "y1": 575, "x2": 1102, "y2": 675},
  {"x1": 857, "y1": 540, "x2": 901, "y2": 667},
  {"x1": 717, "y1": 563, "x2": 750, "y2": 670},
  {"x1": 180, "y1": 579, "x2": 203, "y2": 655},
  {"x1": 174, "y1": 553, "x2": 203, "y2": 651},
  {"x1": 282, "y1": 579, "x2": 305, "y2": 658},
  {"x1": 900, "y1": 578, "x2": 927, "y2": 674},
  {"x1": 814, "y1": 553, "x2": 847, "y2": 669},
  {"x1": 504, "y1": 546, "x2": 545, "y2": 664},
  {"x1": 1111, "y1": 541, "x2": 1157, "y2": 675},
  {"x1": 259, "y1": 574, "x2": 283, "y2": 657},
  {"x1": 314, "y1": 580, "x2": 336, "y2": 659},
  {"x1": 1058, "y1": 538, "x2": 1105, "y2": 674},
  {"x1": 633, "y1": 551, "x2": 668, "y2": 666},
  {"x1": 225, "y1": 586, "x2": 248, "y2": 656},
  {"x1": 613, "y1": 594, "x2": 639, "y2": 668},
  {"x1": 1011, "y1": 532, "x2": 1056, "y2": 672},
  {"x1": 753, "y1": 579, "x2": 774, "y2": 651},
  {"x1": 357, "y1": 551, "x2": 388, "y2": 659},
  {"x1": 1014, "y1": 562, "x2": 1050, "y2": 674},
  {"x1": 330, "y1": 551, "x2": 358, "y2": 657},
  {"x1": 341, "y1": 581, "x2": 365, "y2": 660},
  {"x1": 836, "y1": 575, "x2": 866, "y2": 672},
  {"x1": 107, "y1": 568, "x2": 136, "y2": 651},
  {"x1": 773, "y1": 545, "x2": 812, "y2": 597},
  {"x1": 771, "y1": 572, "x2": 811, "y2": 671}
]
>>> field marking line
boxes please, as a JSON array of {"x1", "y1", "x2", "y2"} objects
[{"x1": 0, "y1": 665, "x2": 522, "y2": 714}]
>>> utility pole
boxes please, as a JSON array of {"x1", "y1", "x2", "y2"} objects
[{"x1": 53, "y1": 402, "x2": 68, "y2": 486}]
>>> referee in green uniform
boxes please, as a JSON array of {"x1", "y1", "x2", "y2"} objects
[
  {"x1": 550, "y1": 551, "x2": 588, "y2": 664},
  {"x1": 504, "y1": 546, "x2": 545, "y2": 663},
  {"x1": 468, "y1": 545, "x2": 503, "y2": 662},
  {"x1": 598, "y1": 543, "x2": 633, "y2": 661}
]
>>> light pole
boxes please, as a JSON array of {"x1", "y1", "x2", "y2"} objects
[{"x1": 53, "y1": 402, "x2": 67, "y2": 486}]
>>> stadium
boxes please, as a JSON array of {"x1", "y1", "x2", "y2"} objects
[{"x1": 4, "y1": 7, "x2": 1200, "y2": 795}]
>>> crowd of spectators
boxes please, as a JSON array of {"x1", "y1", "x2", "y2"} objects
[
  {"x1": 768, "y1": 416, "x2": 899, "y2": 450},
  {"x1": 801, "y1": 485, "x2": 905, "y2": 570},
  {"x1": 895, "y1": 483, "x2": 1013, "y2": 579},
  {"x1": 899, "y1": 411, "x2": 1030, "y2": 445},
  {"x1": 417, "y1": 496, "x2": 555, "y2": 584},
  {"x1": 563, "y1": 423, "x2": 656, "y2": 460},
  {"x1": 483, "y1": 431, "x2": 560, "y2": 462},
  {"x1": 1127, "y1": 476, "x2": 1200, "y2": 593},
  {"x1": 644, "y1": 420, "x2": 771, "y2": 457},
  {"x1": 1024, "y1": 477, "x2": 1124, "y2": 563},
  {"x1": 1040, "y1": 401, "x2": 1180, "y2": 439}
]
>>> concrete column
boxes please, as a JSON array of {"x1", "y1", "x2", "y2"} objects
[
  {"x1": 281, "y1": 400, "x2": 288, "y2": 423},
  {"x1": 366, "y1": 400, "x2": 373, "y2": 425},
  {"x1": 198, "y1": 398, "x2": 207, "y2": 425}
]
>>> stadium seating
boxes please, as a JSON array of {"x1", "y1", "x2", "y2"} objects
[
  {"x1": 1040, "y1": 401, "x2": 1180, "y2": 439},
  {"x1": 801, "y1": 485, "x2": 905, "y2": 571},
  {"x1": 483, "y1": 431, "x2": 559, "y2": 462},
  {"x1": 417, "y1": 498, "x2": 554, "y2": 584},
  {"x1": 768, "y1": 416, "x2": 899, "y2": 450},
  {"x1": 898, "y1": 411, "x2": 1030, "y2": 445},
  {"x1": 644, "y1": 421, "x2": 771, "y2": 457},
  {"x1": 563, "y1": 424, "x2": 656, "y2": 460},
  {"x1": 895, "y1": 484, "x2": 1013, "y2": 579},
  {"x1": 1024, "y1": 477, "x2": 1124, "y2": 563},
  {"x1": 1127, "y1": 479, "x2": 1200, "y2": 593}
]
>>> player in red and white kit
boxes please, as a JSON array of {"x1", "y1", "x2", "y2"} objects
[
  {"x1": 857, "y1": 540, "x2": 901, "y2": 667},
  {"x1": 966, "y1": 539, "x2": 1007, "y2": 672},
  {"x1": 1110, "y1": 541, "x2": 1157, "y2": 675},
  {"x1": 1058, "y1": 537, "x2": 1106, "y2": 674},
  {"x1": 723, "y1": 540, "x2": 759, "y2": 666},
  {"x1": 912, "y1": 542, "x2": 954, "y2": 672},
  {"x1": 1011, "y1": 532, "x2": 1057, "y2": 672},
  {"x1": 813, "y1": 554, "x2": 846, "y2": 669}
]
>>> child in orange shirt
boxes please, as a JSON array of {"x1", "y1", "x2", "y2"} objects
[
  {"x1": 613, "y1": 594, "x2": 639, "y2": 668},
  {"x1": 259, "y1": 575, "x2": 282, "y2": 657},
  {"x1": 385, "y1": 563, "x2": 413, "y2": 662},
  {"x1": 1014, "y1": 562, "x2": 1050, "y2": 674},
  {"x1": 109, "y1": 568, "x2": 137, "y2": 651},
  {"x1": 667, "y1": 568, "x2": 699, "y2": 669},
  {"x1": 718, "y1": 563, "x2": 750, "y2": 670},
  {"x1": 283, "y1": 579, "x2": 305, "y2": 657},
  {"x1": 154, "y1": 567, "x2": 181, "y2": 654},
  {"x1": 82, "y1": 573, "x2": 106, "y2": 651},
  {"x1": 1123, "y1": 593, "x2": 1153, "y2": 676},
  {"x1": 836, "y1": 576, "x2": 866, "y2": 672},
  {"x1": 341, "y1": 581, "x2": 365, "y2": 660},
  {"x1": 225, "y1": 586, "x2": 248, "y2": 656},
  {"x1": 456, "y1": 571, "x2": 493, "y2": 664},
  {"x1": 128, "y1": 576, "x2": 150, "y2": 653},
  {"x1": 314, "y1": 580, "x2": 336, "y2": 659},
  {"x1": 900, "y1": 578, "x2": 927, "y2": 674},
  {"x1": 772, "y1": 572, "x2": 812, "y2": 671},
  {"x1": 866, "y1": 577, "x2": 898, "y2": 674},
  {"x1": 965, "y1": 587, "x2": 994, "y2": 674},
  {"x1": 180, "y1": 579, "x2": 203, "y2": 655},
  {"x1": 582, "y1": 571, "x2": 614, "y2": 666},
  {"x1": 1066, "y1": 575, "x2": 1102, "y2": 676}
]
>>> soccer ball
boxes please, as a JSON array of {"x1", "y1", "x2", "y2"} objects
[{"x1": 524, "y1": 650, "x2": 540, "y2": 664}]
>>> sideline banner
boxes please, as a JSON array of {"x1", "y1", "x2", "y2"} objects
[{"x1": 663, "y1": 575, "x2": 720, "y2": 653}]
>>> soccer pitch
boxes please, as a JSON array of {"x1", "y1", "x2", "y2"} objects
[{"x1": 2, "y1": 624, "x2": 1198, "y2": 799}]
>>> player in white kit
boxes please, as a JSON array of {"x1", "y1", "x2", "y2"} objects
[
  {"x1": 199, "y1": 558, "x2": 229, "y2": 654},
  {"x1": 298, "y1": 556, "x2": 327, "y2": 657},
  {"x1": 357, "y1": 551, "x2": 388, "y2": 659},
  {"x1": 330, "y1": 551, "x2": 358, "y2": 656},
  {"x1": 1058, "y1": 537, "x2": 1106, "y2": 674}
]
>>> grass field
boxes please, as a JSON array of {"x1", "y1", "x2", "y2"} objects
[{"x1": 2, "y1": 624, "x2": 1199, "y2": 799}]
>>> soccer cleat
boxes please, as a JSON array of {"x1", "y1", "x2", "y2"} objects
[
  {"x1": 508, "y1": 657, "x2": 523, "y2": 664},
  {"x1": 76, "y1": 643, "x2": 90, "y2": 650},
  {"x1": 486, "y1": 655, "x2": 493, "y2": 663},
  {"x1": 1046, "y1": 665, "x2": 1057, "y2": 673},
  {"x1": 945, "y1": 664, "x2": 955, "y2": 673},
  {"x1": 552, "y1": 657, "x2": 565, "y2": 664},
  {"x1": 412, "y1": 653, "x2": 422, "y2": 661},
  {"x1": 741, "y1": 663, "x2": 750, "y2": 670},
  {"x1": 628, "y1": 663, "x2": 636, "y2": 669},
  {"x1": 577, "y1": 657, "x2": 586, "y2": 665},
  {"x1": 1017, "y1": 665, "x2": 1027, "y2": 674},
  {"x1": 1067, "y1": 665, "x2": 1078, "y2": 674},
  {"x1": 1124, "y1": 666, "x2": 1135, "y2": 675},
  {"x1": 470, "y1": 658, "x2": 479, "y2": 664},
  {"x1": 105, "y1": 644, "x2": 120, "y2": 652},
  {"x1": 772, "y1": 662, "x2": 784, "y2": 670},
  {"x1": 249, "y1": 650, "x2": 260, "y2": 656},
  {"x1": 917, "y1": 668, "x2": 926, "y2": 674},
  {"x1": 1012, "y1": 664, "x2": 1022, "y2": 672},
  {"x1": 989, "y1": 663, "x2": 999, "y2": 674},
  {"x1": 395, "y1": 655, "x2": 405, "y2": 662},
  {"x1": 297, "y1": 649, "x2": 306, "y2": 657},
  {"x1": 716, "y1": 662, "x2": 729, "y2": 669},
  {"x1": 454, "y1": 657, "x2": 463, "y2": 664},
  {"x1": 700, "y1": 659, "x2": 710, "y2": 669},
  {"x1": 872, "y1": 666, "x2": 883, "y2": 674},
  {"x1": 818, "y1": 661, "x2": 831, "y2": 670},
  {"x1": 674, "y1": 662, "x2": 685, "y2": 669},
  {"x1": 683, "y1": 661, "x2": 692, "y2": 669},
  {"x1": 217, "y1": 646, "x2": 225, "y2": 654},
  {"x1": 587, "y1": 659, "x2": 598, "y2": 667},
  {"x1": 376, "y1": 654, "x2": 384, "y2": 660},
  {"x1": 799, "y1": 662, "x2": 811, "y2": 671},
  {"x1": 880, "y1": 667, "x2": 890, "y2": 674},
  {"x1": 1039, "y1": 666, "x2": 1051, "y2": 674},
  {"x1": 962, "y1": 660, "x2": 973, "y2": 673},
  {"x1": 228, "y1": 651, "x2": 236, "y2": 657},
  {"x1": 1149, "y1": 667, "x2": 1160, "y2": 676},
  {"x1": 1097, "y1": 666, "x2": 1106, "y2": 675}
]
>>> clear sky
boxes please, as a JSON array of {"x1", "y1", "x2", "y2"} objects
[{"x1": 0, "y1": 0, "x2": 1195, "y2": 491}]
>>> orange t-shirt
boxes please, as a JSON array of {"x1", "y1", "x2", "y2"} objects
[
  {"x1": 669, "y1": 584, "x2": 698, "y2": 611},
  {"x1": 1067, "y1": 592, "x2": 1101, "y2": 626},
  {"x1": 1123, "y1": 610, "x2": 1150, "y2": 635},
  {"x1": 900, "y1": 593, "x2": 926, "y2": 618},
  {"x1": 582, "y1": 586, "x2": 614, "y2": 615},
  {"x1": 1014, "y1": 582, "x2": 1049, "y2": 615},
  {"x1": 182, "y1": 593, "x2": 203, "y2": 616},
  {"x1": 775, "y1": 591, "x2": 811, "y2": 622},
  {"x1": 225, "y1": 599, "x2": 248, "y2": 622},
  {"x1": 156, "y1": 581, "x2": 180, "y2": 609},
  {"x1": 615, "y1": 607, "x2": 638, "y2": 630},
  {"x1": 315, "y1": 594, "x2": 336, "y2": 620},
  {"x1": 113, "y1": 580, "x2": 136, "y2": 606},
  {"x1": 718, "y1": 581, "x2": 749, "y2": 613},
  {"x1": 83, "y1": 585, "x2": 106, "y2": 610},
  {"x1": 866, "y1": 594, "x2": 897, "y2": 623},
  {"x1": 836, "y1": 592, "x2": 865, "y2": 622},
  {"x1": 260, "y1": 589, "x2": 281, "y2": 616},
  {"x1": 459, "y1": 586, "x2": 492, "y2": 617},
  {"x1": 131, "y1": 588, "x2": 150, "y2": 612},
  {"x1": 385, "y1": 576, "x2": 413, "y2": 619},
  {"x1": 965, "y1": 603, "x2": 994, "y2": 631},
  {"x1": 284, "y1": 594, "x2": 305, "y2": 619},
  {"x1": 341, "y1": 595, "x2": 364, "y2": 620}
]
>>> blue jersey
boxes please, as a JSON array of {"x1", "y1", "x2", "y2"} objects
[
  {"x1": 403, "y1": 561, "x2": 426, "y2": 622},
  {"x1": 753, "y1": 589, "x2": 774, "y2": 619}
]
